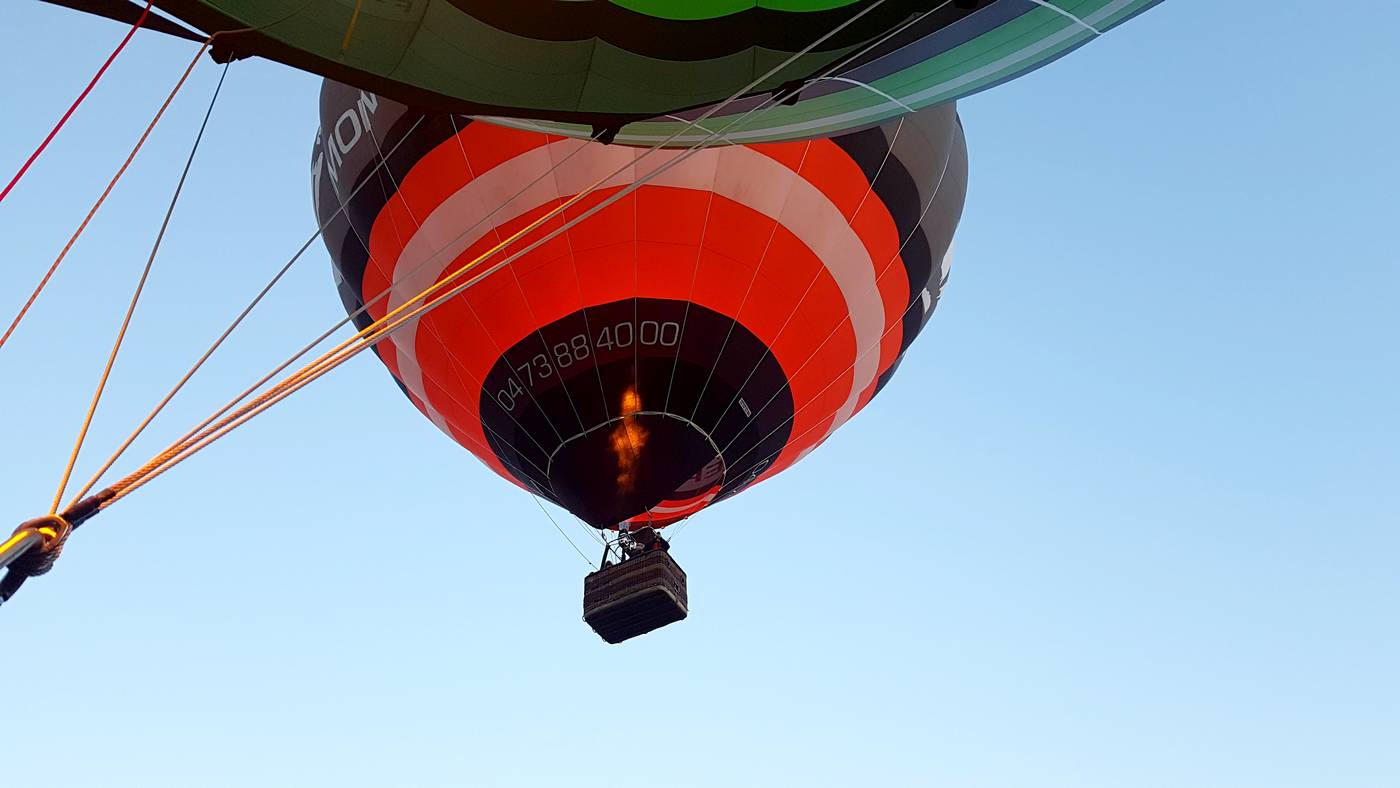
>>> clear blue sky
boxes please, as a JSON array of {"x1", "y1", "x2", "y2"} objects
[{"x1": 2, "y1": 3, "x2": 1396, "y2": 786}]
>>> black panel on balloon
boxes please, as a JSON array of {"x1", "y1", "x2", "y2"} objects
[{"x1": 480, "y1": 299, "x2": 793, "y2": 526}]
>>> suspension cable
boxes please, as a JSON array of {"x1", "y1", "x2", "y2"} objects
[
  {"x1": 50, "y1": 61, "x2": 230, "y2": 514},
  {"x1": 531, "y1": 496, "x2": 593, "y2": 566},
  {"x1": 0, "y1": 1, "x2": 153, "y2": 207}
]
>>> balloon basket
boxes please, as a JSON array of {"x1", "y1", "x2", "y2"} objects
[{"x1": 583, "y1": 545, "x2": 688, "y2": 644}]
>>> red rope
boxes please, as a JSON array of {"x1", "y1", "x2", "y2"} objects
[
  {"x1": 0, "y1": 0, "x2": 153, "y2": 206},
  {"x1": 0, "y1": 33, "x2": 209, "y2": 354}
]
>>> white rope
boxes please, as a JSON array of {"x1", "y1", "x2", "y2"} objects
[
  {"x1": 664, "y1": 114, "x2": 736, "y2": 146},
  {"x1": 1027, "y1": 0, "x2": 1103, "y2": 35},
  {"x1": 811, "y1": 76, "x2": 916, "y2": 114},
  {"x1": 529, "y1": 494, "x2": 594, "y2": 565}
]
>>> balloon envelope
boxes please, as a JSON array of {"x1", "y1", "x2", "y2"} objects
[{"x1": 313, "y1": 80, "x2": 967, "y2": 527}]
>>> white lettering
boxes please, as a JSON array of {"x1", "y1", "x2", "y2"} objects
[
  {"x1": 356, "y1": 91, "x2": 379, "y2": 129},
  {"x1": 334, "y1": 108, "x2": 362, "y2": 155}
]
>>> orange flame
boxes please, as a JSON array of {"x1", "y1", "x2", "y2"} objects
[{"x1": 610, "y1": 387, "x2": 648, "y2": 493}]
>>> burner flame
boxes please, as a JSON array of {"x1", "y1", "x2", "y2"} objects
[{"x1": 609, "y1": 387, "x2": 648, "y2": 493}]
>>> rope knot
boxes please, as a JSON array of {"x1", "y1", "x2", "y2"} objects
[{"x1": 8, "y1": 515, "x2": 73, "y2": 578}]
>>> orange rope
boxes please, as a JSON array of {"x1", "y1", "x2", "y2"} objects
[
  {"x1": 97, "y1": 172, "x2": 611, "y2": 505},
  {"x1": 49, "y1": 45, "x2": 218, "y2": 514},
  {"x1": 340, "y1": 0, "x2": 366, "y2": 52},
  {"x1": 0, "y1": 39, "x2": 211, "y2": 354},
  {"x1": 81, "y1": 0, "x2": 909, "y2": 512}
]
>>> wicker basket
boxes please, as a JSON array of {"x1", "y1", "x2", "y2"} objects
[{"x1": 583, "y1": 550, "x2": 688, "y2": 644}]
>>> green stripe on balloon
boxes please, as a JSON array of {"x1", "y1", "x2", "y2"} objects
[{"x1": 610, "y1": 0, "x2": 862, "y2": 21}]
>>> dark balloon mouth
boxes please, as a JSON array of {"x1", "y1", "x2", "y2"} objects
[
  {"x1": 547, "y1": 411, "x2": 724, "y2": 528},
  {"x1": 478, "y1": 298, "x2": 795, "y2": 528}
]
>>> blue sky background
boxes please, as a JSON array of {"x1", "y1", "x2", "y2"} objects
[{"x1": 1, "y1": 2, "x2": 1396, "y2": 786}]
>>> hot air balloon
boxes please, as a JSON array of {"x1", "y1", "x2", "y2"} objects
[
  {"x1": 51, "y1": 0, "x2": 1160, "y2": 144},
  {"x1": 312, "y1": 81, "x2": 966, "y2": 639},
  {"x1": 0, "y1": 2, "x2": 1163, "y2": 622}
]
